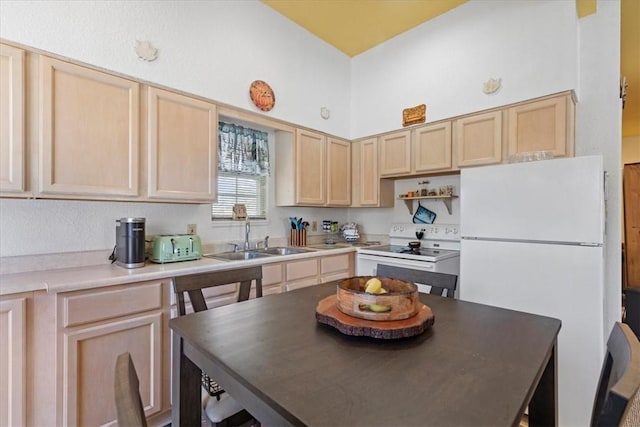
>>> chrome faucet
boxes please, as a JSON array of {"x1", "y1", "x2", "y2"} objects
[{"x1": 244, "y1": 220, "x2": 251, "y2": 251}]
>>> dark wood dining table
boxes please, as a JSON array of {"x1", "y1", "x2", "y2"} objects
[{"x1": 170, "y1": 281, "x2": 561, "y2": 427}]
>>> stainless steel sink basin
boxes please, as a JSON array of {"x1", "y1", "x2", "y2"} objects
[
  {"x1": 253, "y1": 246, "x2": 313, "y2": 255},
  {"x1": 307, "y1": 243, "x2": 351, "y2": 249},
  {"x1": 204, "y1": 251, "x2": 272, "y2": 261}
]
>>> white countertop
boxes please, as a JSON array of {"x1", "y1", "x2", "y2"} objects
[{"x1": 0, "y1": 246, "x2": 357, "y2": 296}]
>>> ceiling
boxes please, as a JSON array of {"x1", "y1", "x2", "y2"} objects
[{"x1": 262, "y1": 0, "x2": 639, "y2": 137}]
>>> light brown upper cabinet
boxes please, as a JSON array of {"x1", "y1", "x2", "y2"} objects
[
  {"x1": 0, "y1": 44, "x2": 26, "y2": 196},
  {"x1": 507, "y1": 93, "x2": 574, "y2": 158},
  {"x1": 146, "y1": 87, "x2": 217, "y2": 202},
  {"x1": 454, "y1": 110, "x2": 503, "y2": 168},
  {"x1": 276, "y1": 128, "x2": 324, "y2": 206},
  {"x1": 277, "y1": 129, "x2": 352, "y2": 207},
  {"x1": 38, "y1": 56, "x2": 140, "y2": 198},
  {"x1": 379, "y1": 130, "x2": 411, "y2": 176},
  {"x1": 351, "y1": 137, "x2": 394, "y2": 207},
  {"x1": 326, "y1": 137, "x2": 351, "y2": 206},
  {"x1": 295, "y1": 129, "x2": 326, "y2": 205},
  {"x1": 413, "y1": 122, "x2": 452, "y2": 172},
  {"x1": 379, "y1": 123, "x2": 453, "y2": 177}
]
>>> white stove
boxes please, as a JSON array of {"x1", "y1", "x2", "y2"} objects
[{"x1": 356, "y1": 223, "x2": 461, "y2": 296}]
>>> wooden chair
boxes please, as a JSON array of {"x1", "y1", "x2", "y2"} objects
[
  {"x1": 114, "y1": 352, "x2": 147, "y2": 427},
  {"x1": 376, "y1": 264, "x2": 458, "y2": 298},
  {"x1": 172, "y1": 266, "x2": 263, "y2": 427},
  {"x1": 591, "y1": 322, "x2": 640, "y2": 427}
]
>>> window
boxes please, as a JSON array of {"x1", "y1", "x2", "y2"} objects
[
  {"x1": 211, "y1": 171, "x2": 268, "y2": 220},
  {"x1": 212, "y1": 121, "x2": 270, "y2": 221}
]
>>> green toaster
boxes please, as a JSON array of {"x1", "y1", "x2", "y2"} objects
[{"x1": 150, "y1": 234, "x2": 202, "y2": 263}]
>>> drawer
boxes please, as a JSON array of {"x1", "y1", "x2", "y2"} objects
[
  {"x1": 286, "y1": 259, "x2": 318, "y2": 281},
  {"x1": 61, "y1": 281, "x2": 163, "y2": 328},
  {"x1": 321, "y1": 254, "x2": 350, "y2": 274}
]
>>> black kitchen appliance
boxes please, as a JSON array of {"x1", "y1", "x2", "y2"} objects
[{"x1": 112, "y1": 217, "x2": 146, "y2": 268}]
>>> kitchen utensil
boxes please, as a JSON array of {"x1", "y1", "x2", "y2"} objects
[
  {"x1": 150, "y1": 234, "x2": 202, "y2": 263},
  {"x1": 335, "y1": 276, "x2": 420, "y2": 321},
  {"x1": 408, "y1": 241, "x2": 421, "y2": 249},
  {"x1": 413, "y1": 203, "x2": 436, "y2": 224},
  {"x1": 111, "y1": 218, "x2": 146, "y2": 268},
  {"x1": 316, "y1": 295, "x2": 434, "y2": 339}
]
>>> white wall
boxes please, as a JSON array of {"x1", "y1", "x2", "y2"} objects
[
  {"x1": 574, "y1": 0, "x2": 622, "y2": 347},
  {"x1": 0, "y1": 0, "x2": 351, "y2": 137},
  {"x1": 350, "y1": 0, "x2": 579, "y2": 138}
]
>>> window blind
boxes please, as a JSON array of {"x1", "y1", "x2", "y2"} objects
[{"x1": 211, "y1": 171, "x2": 268, "y2": 220}]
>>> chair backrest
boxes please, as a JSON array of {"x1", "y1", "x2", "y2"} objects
[
  {"x1": 114, "y1": 352, "x2": 147, "y2": 427},
  {"x1": 173, "y1": 266, "x2": 263, "y2": 316},
  {"x1": 591, "y1": 322, "x2": 640, "y2": 427},
  {"x1": 376, "y1": 264, "x2": 458, "y2": 298}
]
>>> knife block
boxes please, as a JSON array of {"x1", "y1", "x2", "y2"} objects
[{"x1": 290, "y1": 229, "x2": 307, "y2": 246}]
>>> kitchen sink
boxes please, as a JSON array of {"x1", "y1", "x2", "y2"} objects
[
  {"x1": 204, "y1": 251, "x2": 272, "y2": 261},
  {"x1": 307, "y1": 243, "x2": 351, "y2": 249},
  {"x1": 253, "y1": 246, "x2": 313, "y2": 255},
  {"x1": 204, "y1": 246, "x2": 312, "y2": 261}
]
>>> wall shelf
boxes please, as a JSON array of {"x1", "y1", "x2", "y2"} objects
[{"x1": 398, "y1": 195, "x2": 458, "y2": 215}]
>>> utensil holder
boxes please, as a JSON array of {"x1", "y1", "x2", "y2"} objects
[{"x1": 290, "y1": 229, "x2": 307, "y2": 246}]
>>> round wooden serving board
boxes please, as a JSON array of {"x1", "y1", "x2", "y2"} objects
[{"x1": 315, "y1": 295, "x2": 434, "y2": 339}]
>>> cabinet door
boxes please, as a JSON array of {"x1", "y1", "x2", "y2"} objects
[
  {"x1": 147, "y1": 87, "x2": 217, "y2": 201},
  {"x1": 320, "y1": 253, "x2": 353, "y2": 283},
  {"x1": 359, "y1": 138, "x2": 379, "y2": 205},
  {"x1": 352, "y1": 138, "x2": 379, "y2": 206},
  {"x1": 262, "y1": 263, "x2": 284, "y2": 295},
  {"x1": 59, "y1": 281, "x2": 165, "y2": 426},
  {"x1": 455, "y1": 110, "x2": 502, "y2": 167},
  {"x1": 62, "y1": 312, "x2": 162, "y2": 426},
  {"x1": 39, "y1": 57, "x2": 140, "y2": 197},
  {"x1": 508, "y1": 95, "x2": 571, "y2": 157},
  {"x1": 0, "y1": 44, "x2": 26, "y2": 195},
  {"x1": 295, "y1": 129, "x2": 325, "y2": 205},
  {"x1": 327, "y1": 137, "x2": 351, "y2": 206},
  {"x1": 379, "y1": 130, "x2": 411, "y2": 176},
  {"x1": 0, "y1": 298, "x2": 26, "y2": 427},
  {"x1": 413, "y1": 122, "x2": 452, "y2": 172}
]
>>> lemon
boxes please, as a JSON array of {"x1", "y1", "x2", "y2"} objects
[
  {"x1": 364, "y1": 277, "x2": 382, "y2": 294},
  {"x1": 368, "y1": 304, "x2": 391, "y2": 313}
]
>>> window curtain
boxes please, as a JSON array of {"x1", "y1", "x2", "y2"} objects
[{"x1": 218, "y1": 122, "x2": 270, "y2": 176}]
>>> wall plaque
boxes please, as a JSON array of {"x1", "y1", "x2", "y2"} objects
[{"x1": 402, "y1": 104, "x2": 426, "y2": 127}]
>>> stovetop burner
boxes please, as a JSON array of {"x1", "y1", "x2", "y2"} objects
[{"x1": 398, "y1": 247, "x2": 448, "y2": 256}]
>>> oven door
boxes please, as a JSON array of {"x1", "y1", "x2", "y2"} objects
[{"x1": 356, "y1": 253, "x2": 436, "y2": 294}]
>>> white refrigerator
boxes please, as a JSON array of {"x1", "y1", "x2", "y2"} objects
[{"x1": 459, "y1": 155, "x2": 609, "y2": 427}]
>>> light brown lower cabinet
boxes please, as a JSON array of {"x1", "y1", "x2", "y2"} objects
[
  {"x1": 57, "y1": 280, "x2": 168, "y2": 427},
  {"x1": 285, "y1": 253, "x2": 354, "y2": 291},
  {"x1": 25, "y1": 280, "x2": 170, "y2": 427},
  {"x1": 320, "y1": 253, "x2": 354, "y2": 283},
  {"x1": 21, "y1": 253, "x2": 353, "y2": 426},
  {"x1": 0, "y1": 297, "x2": 26, "y2": 427},
  {"x1": 262, "y1": 262, "x2": 285, "y2": 296}
]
